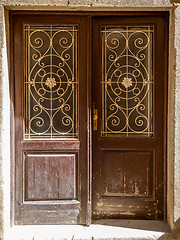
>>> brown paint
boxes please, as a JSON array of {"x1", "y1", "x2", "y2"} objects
[
  {"x1": 11, "y1": 13, "x2": 89, "y2": 225},
  {"x1": 92, "y1": 14, "x2": 168, "y2": 220},
  {"x1": 10, "y1": 11, "x2": 168, "y2": 225}
]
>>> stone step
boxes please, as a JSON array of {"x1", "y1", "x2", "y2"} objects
[{"x1": 7, "y1": 221, "x2": 174, "y2": 240}]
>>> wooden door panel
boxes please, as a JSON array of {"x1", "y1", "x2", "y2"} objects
[
  {"x1": 92, "y1": 13, "x2": 168, "y2": 220},
  {"x1": 99, "y1": 150, "x2": 153, "y2": 198},
  {"x1": 93, "y1": 197, "x2": 158, "y2": 219},
  {"x1": 93, "y1": 149, "x2": 155, "y2": 219},
  {"x1": 11, "y1": 13, "x2": 89, "y2": 225},
  {"x1": 25, "y1": 153, "x2": 77, "y2": 201},
  {"x1": 20, "y1": 202, "x2": 80, "y2": 225}
]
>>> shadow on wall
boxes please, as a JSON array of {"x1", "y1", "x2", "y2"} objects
[
  {"x1": 91, "y1": 219, "x2": 175, "y2": 239},
  {"x1": 158, "y1": 233, "x2": 174, "y2": 240},
  {"x1": 171, "y1": 218, "x2": 180, "y2": 240},
  {"x1": 92, "y1": 219, "x2": 171, "y2": 232}
]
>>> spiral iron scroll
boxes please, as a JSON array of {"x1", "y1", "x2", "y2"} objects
[
  {"x1": 102, "y1": 27, "x2": 153, "y2": 137},
  {"x1": 25, "y1": 25, "x2": 78, "y2": 139}
]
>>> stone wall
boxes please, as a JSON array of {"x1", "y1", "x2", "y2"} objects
[{"x1": 0, "y1": 0, "x2": 179, "y2": 239}]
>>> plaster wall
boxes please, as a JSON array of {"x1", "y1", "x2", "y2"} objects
[
  {"x1": 0, "y1": 0, "x2": 178, "y2": 239},
  {"x1": 174, "y1": 4, "x2": 180, "y2": 223}
]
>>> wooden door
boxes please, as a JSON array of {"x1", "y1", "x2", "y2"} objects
[
  {"x1": 11, "y1": 12, "x2": 89, "y2": 225},
  {"x1": 92, "y1": 13, "x2": 168, "y2": 220},
  {"x1": 11, "y1": 11, "x2": 168, "y2": 225}
]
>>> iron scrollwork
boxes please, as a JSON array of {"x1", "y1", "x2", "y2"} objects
[
  {"x1": 102, "y1": 26, "x2": 154, "y2": 137},
  {"x1": 25, "y1": 25, "x2": 78, "y2": 139}
]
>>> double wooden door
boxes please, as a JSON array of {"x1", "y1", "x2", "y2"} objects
[{"x1": 11, "y1": 12, "x2": 168, "y2": 225}]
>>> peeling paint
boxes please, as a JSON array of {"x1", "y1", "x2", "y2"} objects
[
  {"x1": 123, "y1": 169, "x2": 126, "y2": 193},
  {"x1": 105, "y1": 204, "x2": 122, "y2": 208},
  {"x1": 119, "y1": 211, "x2": 135, "y2": 216},
  {"x1": 96, "y1": 201, "x2": 103, "y2": 207},
  {"x1": 132, "y1": 182, "x2": 140, "y2": 195}
]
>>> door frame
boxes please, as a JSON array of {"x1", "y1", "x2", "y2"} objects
[{"x1": 9, "y1": 10, "x2": 168, "y2": 225}]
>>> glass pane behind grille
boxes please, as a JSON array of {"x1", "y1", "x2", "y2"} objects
[
  {"x1": 102, "y1": 26, "x2": 153, "y2": 137},
  {"x1": 25, "y1": 25, "x2": 78, "y2": 139}
]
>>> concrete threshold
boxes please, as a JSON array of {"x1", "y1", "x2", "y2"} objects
[{"x1": 7, "y1": 221, "x2": 174, "y2": 240}]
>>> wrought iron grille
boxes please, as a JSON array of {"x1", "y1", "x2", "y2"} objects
[
  {"x1": 102, "y1": 26, "x2": 154, "y2": 137},
  {"x1": 25, "y1": 25, "x2": 78, "y2": 139}
]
